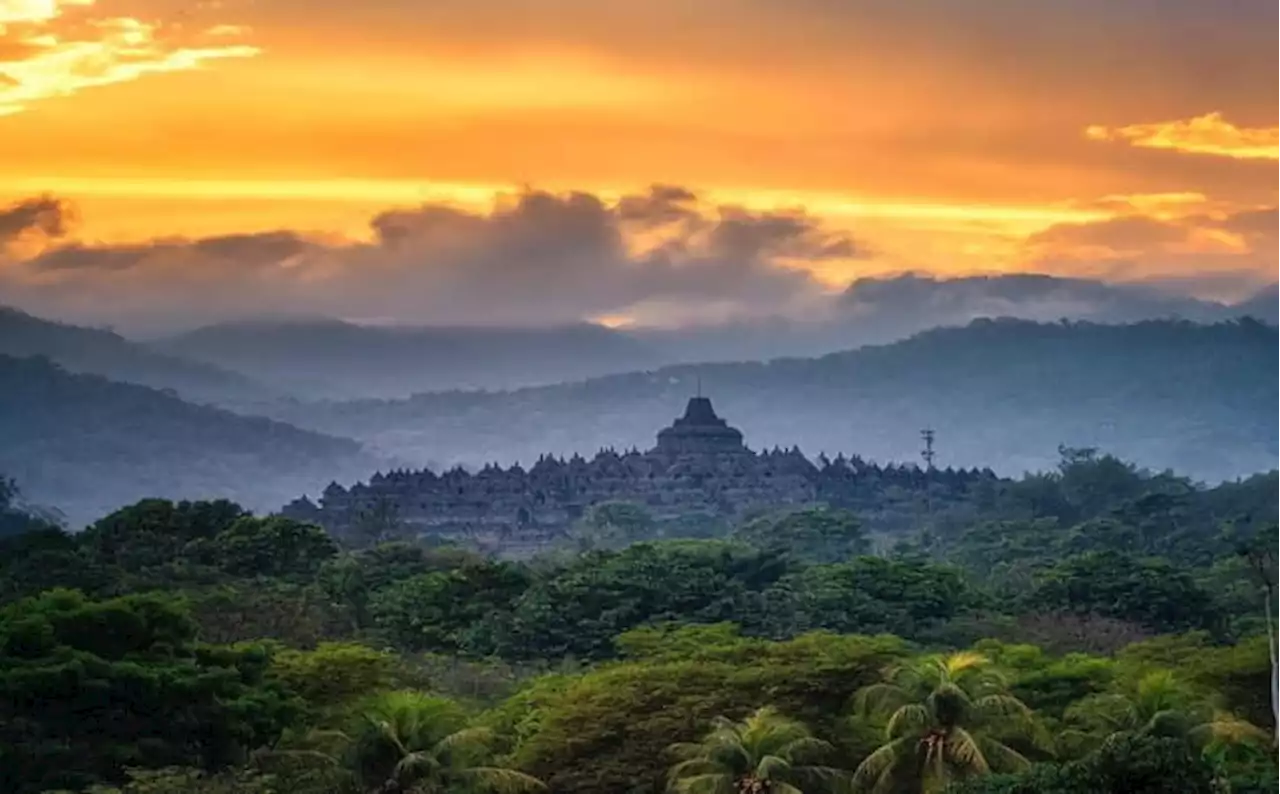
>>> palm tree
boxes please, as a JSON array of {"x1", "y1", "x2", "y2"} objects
[
  {"x1": 851, "y1": 651, "x2": 1043, "y2": 794},
  {"x1": 1061, "y1": 669, "x2": 1268, "y2": 757},
  {"x1": 668, "y1": 706, "x2": 844, "y2": 794},
  {"x1": 347, "y1": 690, "x2": 544, "y2": 794}
]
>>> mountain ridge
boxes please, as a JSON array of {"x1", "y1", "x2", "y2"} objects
[
  {"x1": 0, "y1": 354, "x2": 383, "y2": 525},
  {"x1": 269, "y1": 317, "x2": 1278, "y2": 486},
  {"x1": 0, "y1": 306, "x2": 267, "y2": 403}
]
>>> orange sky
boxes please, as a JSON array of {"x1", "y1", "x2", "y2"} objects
[{"x1": 0, "y1": 0, "x2": 1275, "y2": 329}]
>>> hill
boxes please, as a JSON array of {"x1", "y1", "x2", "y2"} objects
[
  {"x1": 154, "y1": 318, "x2": 661, "y2": 398},
  {"x1": 0, "y1": 306, "x2": 265, "y2": 403},
  {"x1": 272, "y1": 318, "x2": 1279, "y2": 484},
  {"x1": 0, "y1": 355, "x2": 382, "y2": 525},
  {"x1": 149, "y1": 276, "x2": 1277, "y2": 400}
]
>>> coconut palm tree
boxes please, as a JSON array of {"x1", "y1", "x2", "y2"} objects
[
  {"x1": 1061, "y1": 669, "x2": 1268, "y2": 757},
  {"x1": 851, "y1": 651, "x2": 1043, "y2": 794},
  {"x1": 346, "y1": 690, "x2": 544, "y2": 794},
  {"x1": 667, "y1": 706, "x2": 844, "y2": 794}
]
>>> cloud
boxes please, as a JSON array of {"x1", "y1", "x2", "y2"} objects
[
  {"x1": 0, "y1": 0, "x2": 93, "y2": 27},
  {"x1": 0, "y1": 195, "x2": 69, "y2": 243},
  {"x1": 836, "y1": 272, "x2": 1224, "y2": 328},
  {"x1": 1023, "y1": 206, "x2": 1278, "y2": 300},
  {"x1": 0, "y1": 0, "x2": 259, "y2": 115},
  {"x1": 1085, "y1": 112, "x2": 1279, "y2": 161},
  {"x1": 0, "y1": 186, "x2": 857, "y2": 332}
]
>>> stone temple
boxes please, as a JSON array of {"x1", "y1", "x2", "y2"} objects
[{"x1": 282, "y1": 396, "x2": 994, "y2": 552}]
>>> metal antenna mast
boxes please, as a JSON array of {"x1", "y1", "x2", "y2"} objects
[{"x1": 920, "y1": 428, "x2": 937, "y2": 542}]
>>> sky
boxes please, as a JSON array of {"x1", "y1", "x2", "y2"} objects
[{"x1": 0, "y1": 0, "x2": 1275, "y2": 332}]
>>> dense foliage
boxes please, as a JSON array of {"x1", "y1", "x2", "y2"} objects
[{"x1": 0, "y1": 447, "x2": 1274, "y2": 793}]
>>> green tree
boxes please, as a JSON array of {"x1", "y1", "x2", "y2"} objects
[
  {"x1": 733, "y1": 508, "x2": 869, "y2": 564},
  {"x1": 668, "y1": 706, "x2": 843, "y2": 794},
  {"x1": 494, "y1": 541, "x2": 786, "y2": 660},
  {"x1": 1060, "y1": 669, "x2": 1267, "y2": 758},
  {"x1": 68, "y1": 765, "x2": 280, "y2": 794},
  {"x1": 852, "y1": 651, "x2": 1043, "y2": 793},
  {"x1": 317, "y1": 542, "x2": 482, "y2": 631},
  {"x1": 570, "y1": 501, "x2": 656, "y2": 550},
  {"x1": 344, "y1": 690, "x2": 542, "y2": 794},
  {"x1": 193, "y1": 515, "x2": 339, "y2": 580},
  {"x1": 352, "y1": 497, "x2": 404, "y2": 548},
  {"x1": 747, "y1": 557, "x2": 973, "y2": 641},
  {"x1": 0, "y1": 525, "x2": 117, "y2": 604},
  {"x1": 368, "y1": 561, "x2": 530, "y2": 653},
  {"x1": 79, "y1": 498, "x2": 247, "y2": 571},
  {"x1": 267, "y1": 642, "x2": 399, "y2": 722},
  {"x1": 1235, "y1": 526, "x2": 1278, "y2": 737},
  {"x1": 500, "y1": 630, "x2": 902, "y2": 794},
  {"x1": 1026, "y1": 551, "x2": 1222, "y2": 635},
  {"x1": 943, "y1": 735, "x2": 1220, "y2": 794},
  {"x1": 0, "y1": 590, "x2": 295, "y2": 794}
]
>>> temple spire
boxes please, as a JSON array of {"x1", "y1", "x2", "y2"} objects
[{"x1": 655, "y1": 394, "x2": 746, "y2": 454}]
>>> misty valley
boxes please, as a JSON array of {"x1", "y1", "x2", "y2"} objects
[
  {"x1": 0, "y1": 300, "x2": 1276, "y2": 794},
  {"x1": 2, "y1": 0, "x2": 1277, "y2": 789}
]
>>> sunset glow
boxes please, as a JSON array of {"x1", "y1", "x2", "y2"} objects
[{"x1": 0, "y1": 0, "x2": 1274, "y2": 331}]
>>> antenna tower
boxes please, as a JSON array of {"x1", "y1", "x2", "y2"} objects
[{"x1": 920, "y1": 428, "x2": 936, "y2": 471}]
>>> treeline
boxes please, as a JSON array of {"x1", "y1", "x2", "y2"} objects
[{"x1": 0, "y1": 452, "x2": 1275, "y2": 793}]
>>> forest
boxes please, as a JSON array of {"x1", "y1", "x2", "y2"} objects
[{"x1": 0, "y1": 449, "x2": 1275, "y2": 794}]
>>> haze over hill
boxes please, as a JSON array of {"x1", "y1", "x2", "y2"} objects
[
  {"x1": 0, "y1": 306, "x2": 266, "y2": 403},
  {"x1": 0, "y1": 355, "x2": 383, "y2": 525},
  {"x1": 155, "y1": 318, "x2": 662, "y2": 398},
  {"x1": 147, "y1": 274, "x2": 1277, "y2": 398},
  {"x1": 272, "y1": 318, "x2": 1278, "y2": 487}
]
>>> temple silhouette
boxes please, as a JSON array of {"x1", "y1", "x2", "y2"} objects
[{"x1": 283, "y1": 396, "x2": 994, "y2": 552}]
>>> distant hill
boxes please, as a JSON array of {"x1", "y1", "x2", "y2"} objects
[
  {"x1": 0, "y1": 355, "x2": 383, "y2": 525},
  {"x1": 272, "y1": 318, "x2": 1279, "y2": 484},
  {"x1": 148, "y1": 276, "x2": 1276, "y2": 400},
  {"x1": 0, "y1": 307, "x2": 265, "y2": 403},
  {"x1": 153, "y1": 318, "x2": 662, "y2": 398},
  {"x1": 1231, "y1": 283, "x2": 1279, "y2": 325}
]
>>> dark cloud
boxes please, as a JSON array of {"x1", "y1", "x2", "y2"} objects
[
  {"x1": 193, "y1": 231, "x2": 313, "y2": 262},
  {"x1": 1, "y1": 186, "x2": 854, "y2": 333},
  {"x1": 0, "y1": 196, "x2": 70, "y2": 243},
  {"x1": 836, "y1": 272, "x2": 1224, "y2": 326},
  {"x1": 615, "y1": 184, "x2": 700, "y2": 227}
]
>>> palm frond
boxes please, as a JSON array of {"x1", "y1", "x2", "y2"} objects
[
  {"x1": 974, "y1": 734, "x2": 1030, "y2": 773},
  {"x1": 885, "y1": 704, "x2": 930, "y2": 740},
  {"x1": 433, "y1": 725, "x2": 496, "y2": 757},
  {"x1": 944, "y1": 651, "x2": 990, "y2": 677},
  {"x1": 946, "y1": 728, "x2": 991, "y2": 776},
  {"x1": 756, "y1": 754, "x2": 793, "y2": 780},
  {"x1": 770, "y1": 782, "x2": 806, "y2": 794},
  {"x1": 774, "y1": 736, "x2": 834, "y2": 762},
  {"x1": 1194, "y1": 712, "x2": 1269, "y2": 746},
  {"x1": 852, "y1": 736, "x2": 912, "y2": 791},
  {"x1": 669, "y1": 771, "x2": 735, "y2": 794},
  {"x1": 460, "y1": 766, "x2": 547, "y2": 794},
  {"x1": 855, "y1": 684, "x2": 912, "y2": 718}
]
